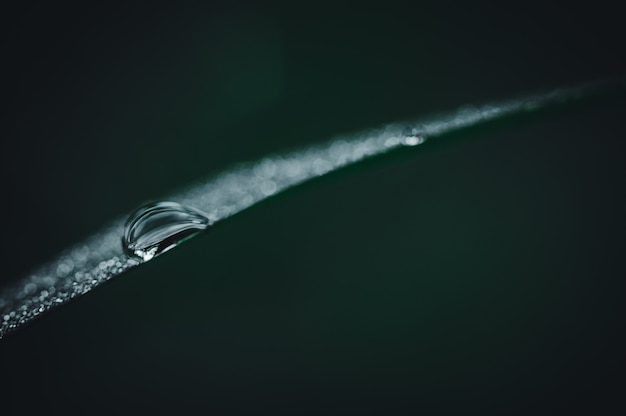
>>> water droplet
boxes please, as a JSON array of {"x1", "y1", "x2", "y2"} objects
[
  {"x1": 23, "y1": 283, "x2": 37, "y2": 296},
  {"x1": 123, "y1": 201, "x2": 211, "y2": 262},
  {"x1": 260, "y1": 180, "x2": 277, "y2": 196},
  {"x1": 403, "y1": 135, "x2": 424, "y2": 146}
]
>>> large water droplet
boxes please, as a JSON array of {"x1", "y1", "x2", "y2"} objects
[{"x1": 123, "y1": 201, "x2": 210, "y2": 262}]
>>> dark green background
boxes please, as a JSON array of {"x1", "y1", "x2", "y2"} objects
[{"x1": 1, "y1": 1, "x2": 625, "y2": 414}]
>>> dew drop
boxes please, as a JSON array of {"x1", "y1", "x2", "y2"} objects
[
  {"x1": 403, "y1": 135, "x2": 424, "y2": 146},
  {"x1": 122, "y1": 201, "x2": 211, "y2": 262}
]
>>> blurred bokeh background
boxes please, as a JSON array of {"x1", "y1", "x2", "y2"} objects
[{"x1": 1, "y1": 1, "x2": 625, "y2": 414}]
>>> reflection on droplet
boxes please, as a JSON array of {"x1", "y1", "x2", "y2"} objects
[{"x1": 122, "y1": 201, "x2": 211, "y2": 262}]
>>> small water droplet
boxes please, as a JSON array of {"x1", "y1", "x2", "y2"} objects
[
  {"x1": 260, "y1": 180, "x2": 277, "y2": 196},
  {"x1": 23, "y1": 283, "x2": 37, "y2": 296},
  {"x1": 123, "y1": 201, "x2": 211, "y2": 262},
  {"x1": 400, "y1": 127, "x2": 425, "y2": 146},
  {"x1": 403, "y1": 135, "x2": 424, "y2": 146}
]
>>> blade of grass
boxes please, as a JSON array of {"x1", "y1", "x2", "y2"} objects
[{"x1": 1, "y1": 79, "x2": 623, "y2": 339}]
